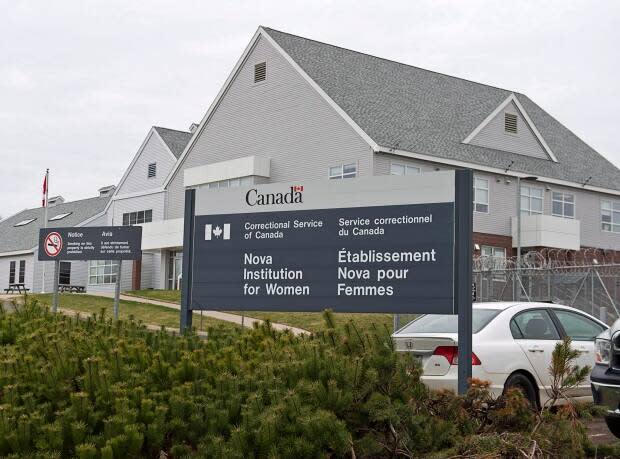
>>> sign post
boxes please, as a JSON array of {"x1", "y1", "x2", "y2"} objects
[
  {"x1": 38, "y1": 226, "x2": 142, "y2": 319},
  {"x1": 180, "y1": 171, "x2": 473, "y2": 391}
]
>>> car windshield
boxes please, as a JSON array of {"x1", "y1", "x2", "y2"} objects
[{"x1": 397, "y1": 309, "x2": 501, "y2": 334}]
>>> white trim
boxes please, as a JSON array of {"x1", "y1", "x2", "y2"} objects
[
  {"x1": 551, "y1": 191, "x2": 576, "y2": 219},
  {"x1": 0, "y1": 249, "x2": 35, "y2": 258},
  {"x1": 462, "y1": 93, "x2": 558, "y2": 163},
  {"x1": 162, "y1": 27, "x2": 378, "y2": 190},
  {"x1": 374, "y1": 147, "x2": 620, "y2": 197},
  {"x1": 76, "y1": 210, "x2": 107, "y2": 228}
]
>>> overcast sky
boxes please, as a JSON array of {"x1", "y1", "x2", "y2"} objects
[{"x1": 1, "y1": 1, "x2": 618, "y2": 217}]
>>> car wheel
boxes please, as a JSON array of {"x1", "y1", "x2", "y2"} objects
[
  {"x1": 605, "y1": 416, "x2": 620, "y2": 438},
  {"x1": 504, "y1": 373, "x2": 539, "y2": 410}
]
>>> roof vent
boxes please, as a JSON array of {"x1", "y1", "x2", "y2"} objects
[
  {"x1": 504, "y1": 113, "x2": 518, "y2": 134},
  {"x1": 47, "y1": 196, "x2": 65, "y2": 207},
  {"x1": 98, "y1": 185, "x2": 116, "y2": 197},
  {"x1": 188, "y1": 122, "x2": 199, "y2": 133},
  {"x1": 254, "y1": 62, "x2": 266, "y2": 83}
]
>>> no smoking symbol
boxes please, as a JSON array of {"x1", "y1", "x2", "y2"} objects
[{"x1": 44, "y1": 232, "x2": 63, "y2": 257}]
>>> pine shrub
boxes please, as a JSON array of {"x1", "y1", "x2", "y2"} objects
[{"x1": 0, "y1": 300, "x2": 605, "y2": 458}]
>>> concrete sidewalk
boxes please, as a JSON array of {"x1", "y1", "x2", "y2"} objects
[{"x1": 91, "y1": 292, "x2": 309, "y2": 335}]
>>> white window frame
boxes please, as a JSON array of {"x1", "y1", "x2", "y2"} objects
[
  {"x1": 520, "y1": 185, "x2": 544, "y2": 216},
  {"x1": 551, "y1": 192, "x2": 575, "y2": 219},
  {"x1": 328, "y1": 162, "x2": 357, "y2": 180},
  {"x1": 474, "y1": 177, "x2": 489, "y2": 213},
  {"x1": 390, "y1": 162, "x2": 421, "y2": 176},
  {"x1": 601, "y1": 199, "x2": 620, "y2": 233},
  {"x1": 88, "y1": 260, "x2": 119, "y2": 285},
  {"x1": 49, "y1": 212, "x2": 72, "y2": 221}
]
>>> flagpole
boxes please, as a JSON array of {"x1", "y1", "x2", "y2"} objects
[{"x1": 41, "y1": 169, "x2": 49, "y2": 294}]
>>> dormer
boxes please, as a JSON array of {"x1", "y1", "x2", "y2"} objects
[
  {"x1": 98, "y1": 185, "x2": 116, "y2": 197},
  {"x1": 47, "y1": 196, "x2": 65, "y2": 207},
  {"x1": 463, "y1": 94, "x2": 557, "y2": 162}
]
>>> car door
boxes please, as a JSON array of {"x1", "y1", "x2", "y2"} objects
[
  {"x1": 550, "y1": 309, "x2": 607, "y2": 397},
  {"x1": 510, "y1": 309, "x2": 562, "y2": 394}
]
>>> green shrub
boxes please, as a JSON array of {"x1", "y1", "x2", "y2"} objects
[{"x1": 0, "y1": 301, "x2": 605, "y2": 458}]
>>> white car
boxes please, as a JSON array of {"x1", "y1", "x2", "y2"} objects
[{"x1": 392, "y1": 302, "x2": 608, "y2": 408}]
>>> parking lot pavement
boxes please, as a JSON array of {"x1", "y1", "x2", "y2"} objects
[{"x1": 585, "y1": 417, "x2": 618, "y2": 446}]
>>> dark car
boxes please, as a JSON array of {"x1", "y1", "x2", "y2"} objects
[{"x1": 591, "y1": 320, "x2": 620, "y2": 437}]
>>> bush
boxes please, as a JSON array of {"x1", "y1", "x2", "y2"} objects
[{"x1": 0, "y1": 301, "x2": 605, "y2": 458}]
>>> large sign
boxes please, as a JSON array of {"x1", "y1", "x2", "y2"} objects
[
  {"x1": 186, "y1": 171, "x2": 468, "y2": 314},
  {"x1": 38, "y1": 226, "x2": 142, "y2": 261}
]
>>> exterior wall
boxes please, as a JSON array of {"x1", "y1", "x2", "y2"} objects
[
  {"x1": 165, "y1": 35, "x2": 373, "y2": 219},
  {"x1": 117, "y1": 132, "x2": 176, "y2": 195},
  {"x1": 0, "y1": 253, "x2": 34, "y2": 292},
  {"x1": 374, "y1": 152, "x2": 620, "y2": 251},
  {"x1": 33, "y1": 259, "x2": 88, "y2": 293},
  {"x1": 473, "y1": 233, "x2": 514, "y2": 257},
  {"x1": 106, "y1": 192, "x2": 166, "y2": 226},
  {"x1": 469, "y1": 101, "x2": 549, "y2": 160},
  {"x1": 373, "y1": 153, "x2": 517, "y2": 236}
]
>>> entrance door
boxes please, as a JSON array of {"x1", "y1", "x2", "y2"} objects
[{"x1": 167, "y1": 251, "x2": 183, "y2": 290}]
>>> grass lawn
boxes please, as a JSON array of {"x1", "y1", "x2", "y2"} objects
[
  {"x1": 125, "y1": 289, "x2": 182, "y2": 303},
  {"x1": 28, "y1": 294, "x2": 239, "y2": 332},
  {"x1": 125, "y1": 289, "x2": 396, "y2": 334}
]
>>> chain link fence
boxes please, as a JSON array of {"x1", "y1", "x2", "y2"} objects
[{"x1": 394, "y1": 249, "x2": 620, "y2": 332}]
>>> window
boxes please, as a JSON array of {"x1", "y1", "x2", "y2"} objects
[
  {"x1": 510, "y1": 310, "x2": 560, "y2": 340},
  {"x1": 552, "y1": 310, "x2": 605, "y2": 341},
  {"x1": 481, "y1": 246, "x2": 506, "y2": 259},
  {"x1": 601, "y1": 199, "x2": 620, "y2": 233},
  {"x1": 552, "y1": 192, "x2": 575, "y2": 219},
  {"x1": 474, "y1": 178, "x2": 489, "y2": 213},
  {"x1": 505, "y1": 113, "x2": 518, "y2": 134},
  {"x1": 147, "y1": 163, "x2": 157, "y2": 179},
  {"x1": 520, "y1": 185, "x2": 543, "y2": 215},
  {"x1": 122, "y1": 210, "x2": 152, "y2": 226},
  {"x1": 49, "y1": 212, "x2": 72, "y2": 221},
  {"x1": 398, "y1": 309, "x2": 501, "y2": 334},
  {"x1": 59, "y1": 262, "x2": 71, "y2": 285},
  {"x1": 329, "y1": 163, "x2": 357, "y2": 180},
  {"x1": 14, "y1": 218, "x2": 36, "y2": 227},
  {"x1": 390, "y1": 163, "x2": 421, "y2": 176},
  {"x1": 8, "y1": 261, "x2": 15, "y2": 284},
  {"x1": 207, "y1": 177, "x2": 253, "y2": 189},
  {"x1": 18, "y1": 260, "x2": 25, "y2": 284},
  {"x1": 88, "y1": 260, "x2": 118, "y2": 285},
  {"x1": 254, "y1": 62, "x2": 266, "y2": 83}
]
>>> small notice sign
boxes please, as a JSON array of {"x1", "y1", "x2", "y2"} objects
[{"x1": 38, "y1": 226, "x2": 142, "y2": 261}]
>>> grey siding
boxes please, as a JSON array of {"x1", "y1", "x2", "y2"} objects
[
  {"x1": 373, "y1": 153, "x2": 517, "y2": 236},
  {"x1": 469, "y1": 101, "x2": 550, "y2": 160},
  {"x1": 107, "y1": 192, "x2": 166, "y2": 226},
  {"x1": 117, "y1": 132, "x2": 176, "y2": 195},
  {"x1": 165, "y1": 35, "x2": 373, "y2": 219},
  {"x1": 33, "y1": 260, "x2": 88, "y2": 293},
  {"x1": 0, "y1": 253, "x2": 34, "y2": 291},
  {"x1": 545, "y1": 184, "x2": 620, "y2": 251}
]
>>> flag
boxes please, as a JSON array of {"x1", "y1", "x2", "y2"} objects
[{"x1": 42, "y1": 170, "x2": 49, "y2": 207}]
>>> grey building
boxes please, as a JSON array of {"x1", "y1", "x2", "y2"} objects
[
  {"x1": 0, "y1": 190, "x2": 111, "y2": 293},
  {"x1": 141, "y1": 26, "x2": 619, "y2": 289}
]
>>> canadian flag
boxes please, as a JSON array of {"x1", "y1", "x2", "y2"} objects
[
  {"x1": 42, "y1": 170, "x2": 49, "y2": 207},
  {"x1": 293, "y1": 185, "x2": 304, "y2": 192}
]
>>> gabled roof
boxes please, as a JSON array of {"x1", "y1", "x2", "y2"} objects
[
  {"x1": 153, "y1": 126, "x2": 192, "y2": 158},
  {"x1": 263, "y1": 27, "x2": 620, "y2": 192},
  {"x1": 0, "y1": 195, "x2": 110, "y2": 254}
]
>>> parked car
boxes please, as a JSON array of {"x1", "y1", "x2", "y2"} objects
[
  {"x1": 591, "y1": 319, "x2": 620, "y2": 437},
  {"x1": 392, "y1": 302, "x2": 608, "y2": 408}
]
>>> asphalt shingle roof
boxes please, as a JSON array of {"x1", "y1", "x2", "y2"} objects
[
  {"x1": 0, "y1": 195, "x2": 110, "y2": 254},
  {"x1": 264, "y1": 28, "x2": 620, "y2": 191},
  {"x1": 154, "y1": 127, "x2": 192, "y2": 158}
]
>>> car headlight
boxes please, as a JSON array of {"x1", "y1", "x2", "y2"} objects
[{"x1": 596, "y1": 338, "x2": 611, "y2": 365}]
